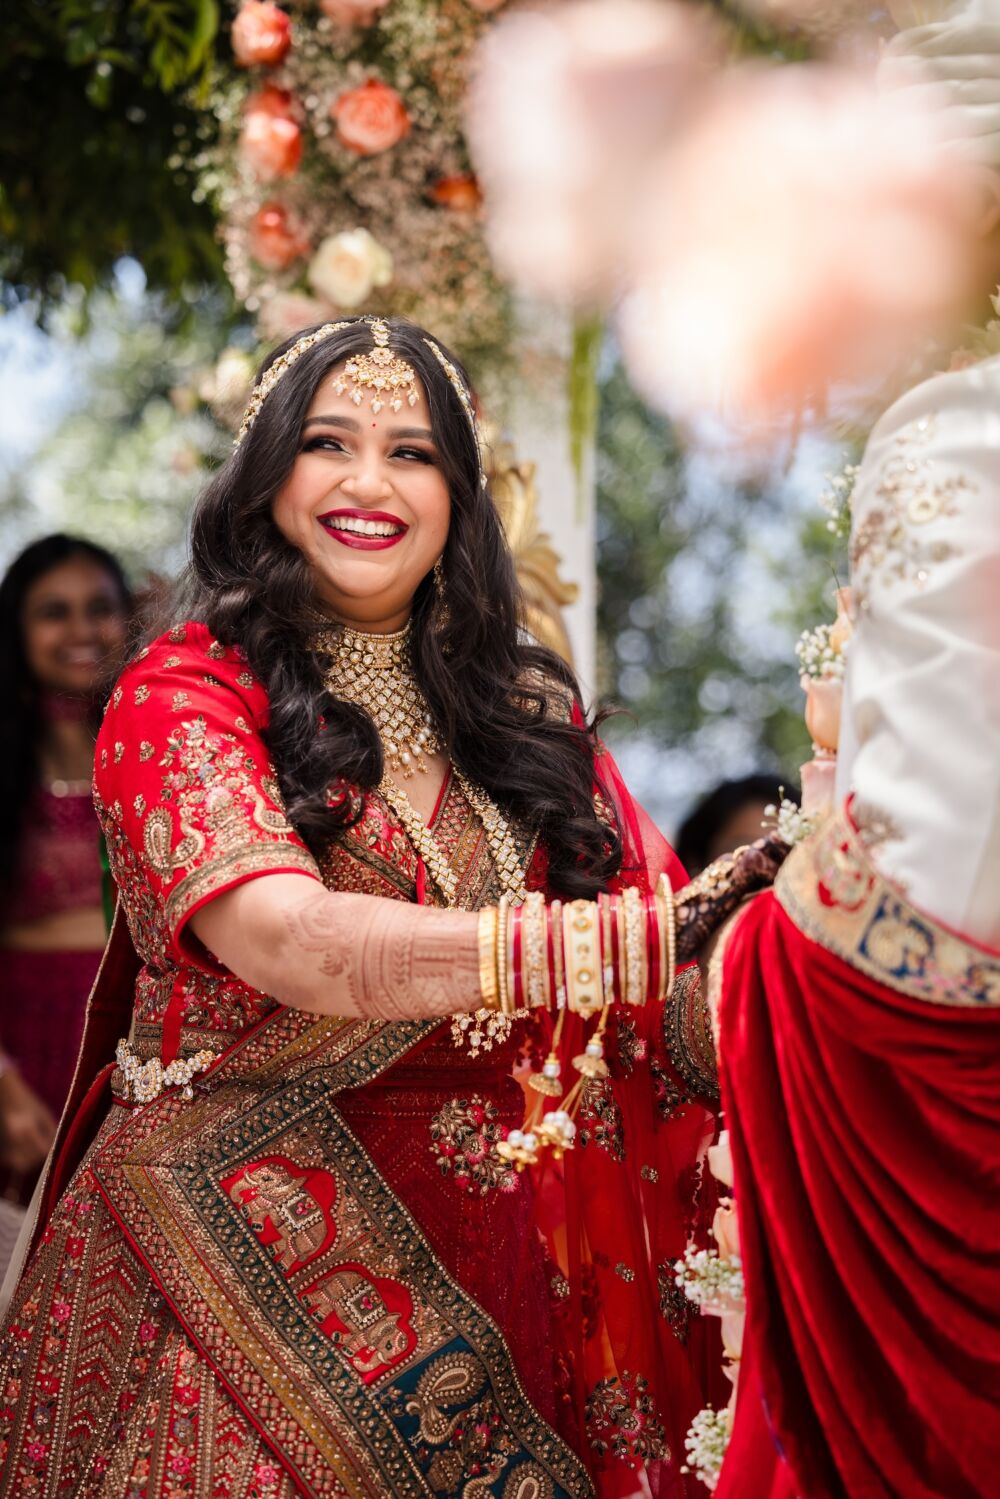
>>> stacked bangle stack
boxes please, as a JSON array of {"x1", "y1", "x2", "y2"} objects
[{"x1": 476, "y1": 876, "x2": 678, "y2": 1018}]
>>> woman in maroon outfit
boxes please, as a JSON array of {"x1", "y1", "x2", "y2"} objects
[{"x1": 0, "y1": 535, "x2": 129, "y2": 1206}]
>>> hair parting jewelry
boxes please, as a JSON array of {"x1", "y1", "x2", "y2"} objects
[
  {"x1": 235, "y1": 320, "x2": 352, "y2": 444},
  {"x1": 422, "y1": 336, "x2": 487, "y2": 485},
  {"x1": 332, "y1": 317, "x2": 420, "y2": 415},
  {"x1": 234, "y1": 317, "x2": 485, "y2": 488}
]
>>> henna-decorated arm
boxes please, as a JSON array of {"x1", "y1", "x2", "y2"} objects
[
  {"x1": 674, "y1": 834, "x2": 790, "y2": 963},
  {"x1": 189, "y1": 873, "x2": 481, "y2": 1022}
]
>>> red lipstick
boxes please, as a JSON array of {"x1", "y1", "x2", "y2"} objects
[{"x1": 317, "y1": 508, "x2": 409, "y2": 551}]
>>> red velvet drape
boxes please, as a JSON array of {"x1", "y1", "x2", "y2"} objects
[{"x1": 715, "y1": 890, "x2": 1000, "y2": 1499}]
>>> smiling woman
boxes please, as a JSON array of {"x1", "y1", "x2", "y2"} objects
[
  {"x1": 0, "y1": 535, "x2": 130, "y2": 1210},
  {"x1": 0, "y1": 316, "x2": 786, "y2": 1498}
]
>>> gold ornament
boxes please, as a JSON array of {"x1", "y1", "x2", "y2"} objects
[
  {"x1": 236, "y1": 320, "x2": 351, "y2": 445},
  {"x1": 336, "y1": 317, "x2": 421, "y2": 415},
  {"x1": 318, "y1": 621, "x2": 442, "y2": 780}
]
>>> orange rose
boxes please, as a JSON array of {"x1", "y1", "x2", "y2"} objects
[
  {"x1": 249, "y1": 202, "x2": 311, "y2": 270},
  {"x1": 244, "y1": 84, "x2": 298, "y2": 121},
  {"x1": 331, "y1": 79, "x2": 410, "y2": 157},
  {"x1": 320, "y1": 0, "x2": 391, "y2": 23},
  {"x1": 240, "y1": 112, "x2": 302, "y2": 180},
  {"x1": 232, "y1": 2, "x2": 292, "y2": 68},
  {"x1": 430, "y1": 174, "x2": 483, "y2": 213}
]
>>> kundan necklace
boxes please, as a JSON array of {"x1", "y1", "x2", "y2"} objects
[{"x1": 317, "y1": 621, "x2": 442, "y2": 779}]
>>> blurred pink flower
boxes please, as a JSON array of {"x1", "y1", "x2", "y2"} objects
[
  {"x1": 257, "y1": 292, "x2": 335, "y2": 341},
  {"x1": 243, "y1": 84, "x2": 299, "y2": 121},
  {"x1": 467, "y1": 0, "x2": 722, "y2": 303},
  {"x1": 232, "y1": 2, "x2": 292, "y2": 68},
  {"x1": 240, "y1": 110, "x2": 302, "y2": 180},
  {"x1": 249, "y1": 201, "x2": 311, "y2": 269},
  {"x1": 319, "y1": 0, "x2": 391, "y2": 25},
  {"x1": 331, "y1": 79, "x2": 410, "y2": 156},
  {"x1": 618, "y1": 66, "x2": 973, "y2": 420}
]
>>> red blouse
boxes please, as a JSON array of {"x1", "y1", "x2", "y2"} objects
[{"x1": 93, "y1": 621, "x2": 323, "y2": 1066}]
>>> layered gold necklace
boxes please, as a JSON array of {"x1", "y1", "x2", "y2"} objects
[
  {"x1": 317, "y1": 620, "x2": 528, "y2": 1050},
  {"x1": 316, "y1": 621, "x2": 527, "y2": 905}
]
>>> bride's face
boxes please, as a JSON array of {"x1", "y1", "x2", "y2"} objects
[{"x1": 272, "y1": 364, "x2": 450, "y2": 631}]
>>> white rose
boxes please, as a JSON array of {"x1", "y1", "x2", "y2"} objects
[{"x1": 306, "y1": 228, "x2": 393, "y2": 309}]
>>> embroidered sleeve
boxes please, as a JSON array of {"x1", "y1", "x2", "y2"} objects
[{"x1": 94, "y1": 621, "x2": 321, "y2": 966}]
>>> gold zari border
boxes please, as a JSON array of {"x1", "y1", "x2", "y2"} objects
[{"x1": 775, "y1": 806, "x2": 1000, "y2": 1009}]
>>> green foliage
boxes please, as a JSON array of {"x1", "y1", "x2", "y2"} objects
[
  {"x1": 0, "y1": 275, "x2": 234, "y2": 575},
  {"x1": 595, "y1": 356, "x2": 849, "y2": 798},
  {"x1": 0, "y1": 1, "x2": 227, "y2": 301}
]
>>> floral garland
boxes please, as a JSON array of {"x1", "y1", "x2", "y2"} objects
[{"x1": 201, "y1": 0, "x2": 512, "y2": 378}]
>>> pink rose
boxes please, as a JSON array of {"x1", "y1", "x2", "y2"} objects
[
  {"x1": 232, "y1": 2, "x2": 292, "y2": 68},
  {"x1": 257, "y1": 291, "x2": 334, "y2": 341},
  {"x1": 320, "y1": 0, "x2": 391, "y2": 24},
  {"x1": 331, "y1": 79, "x2": 410, "y2": 156},
  {"x1": 244, "y1": 84, "x2": 298, "y2": 121},
  {"x1": 249, "y1": 202, "x2": 311, "y2": 270},
  {"x1": 240, "y1": 111, "x2": 302, "y2": 180}
]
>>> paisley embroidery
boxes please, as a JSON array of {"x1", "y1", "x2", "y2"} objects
[{"x1": 143, "y1": 805, "x2": 206, "y2": 877}]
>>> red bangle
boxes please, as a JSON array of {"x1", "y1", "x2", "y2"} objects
[
  {"x1": 645, "y1": 891, "x2": 660, "y2": 1004},
  {"x1": 511, "y1": 904, "x2": 525, "y2": 1011}
]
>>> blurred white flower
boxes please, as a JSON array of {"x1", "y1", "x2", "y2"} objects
[
  {"x1": 618, "y1": 67, "x2": 973, "y2": 420},
  {"x1": 466, "y1": 0, "x2": 721, "y2": 304},
  {"x1": 307, "y1": 228, "x2": 393, "y2": 308},
  {"x1": 199, "y1": 348, "x2": 256, "y2": 428}
]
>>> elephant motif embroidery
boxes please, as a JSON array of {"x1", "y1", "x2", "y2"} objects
[
  {"x1": 222, "y1": 1155, "x2": 337, "y2": 1274},
  {"x1": 302, "y1": 1261, "x2": 417, "y2": 1381}
]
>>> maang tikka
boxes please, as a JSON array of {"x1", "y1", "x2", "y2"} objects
[{"x1": 331, "y1": 317, "x2": 420, "y2": 415}]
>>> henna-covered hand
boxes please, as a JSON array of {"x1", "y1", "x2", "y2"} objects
[{"x1": 675, "y1": 834, "x2": 790, "y2": 962}]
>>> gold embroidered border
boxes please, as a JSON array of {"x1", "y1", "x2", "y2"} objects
[
  {"x1": 775, "y1": 807, "x2": 1000, "y2": 1008},
  {"x1": 164, "y1": 841, "x2": 321, "y2": 937}
]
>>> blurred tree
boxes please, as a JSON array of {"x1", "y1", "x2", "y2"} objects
[
  {"x1": 595, "y1": 355, "x2": 849, "y2": 804},
  {"x1": 0, "y1": 1, "x2": 226, "y2": 302},
  {"x1": 0, "y1": 269, "x2": 233, "y2": 575}
]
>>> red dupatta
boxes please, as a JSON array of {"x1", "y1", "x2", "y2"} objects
[
  {"x1": 716, "y1": 812, "x2": 1000, "y2": 1499},
  {"x1": 522, "y1": 735, "x2": 723, "y2": 1498}
]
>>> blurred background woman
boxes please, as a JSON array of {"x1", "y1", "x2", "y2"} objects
[{"x1": 0, "y1": 534, "x2": 130, "y2": 1207}]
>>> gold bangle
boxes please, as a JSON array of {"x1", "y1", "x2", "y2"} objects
[
  {"x1": 522, "y1": 891, "x2": 549, "y2": 1009},
  {"x1": 657, "y1": 873, "x2": 677, "y2": 1002},
  {"x1": 550, "y1": 899, "x2": 566, "y2": 1009},
  {"x1": 621, "y1": 886, "x2": 646, "y2": 1006},
  {"x1": 496, "y1": 895, "x2": 513, "y2": 1016},
  {"x1": 563, "y1": 899, "x2": 603, "y2": 1018},
  {"x1": 477, "y1": 908, "x2": 500, "y2": 1012}
]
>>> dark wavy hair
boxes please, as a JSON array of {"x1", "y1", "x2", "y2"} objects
[
  {"x1": 182, "y1": 315, "x2": 620, "y2": 897},
  {"x1": 0, "y1": 533, "x2": 131, "y2": 894}
]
